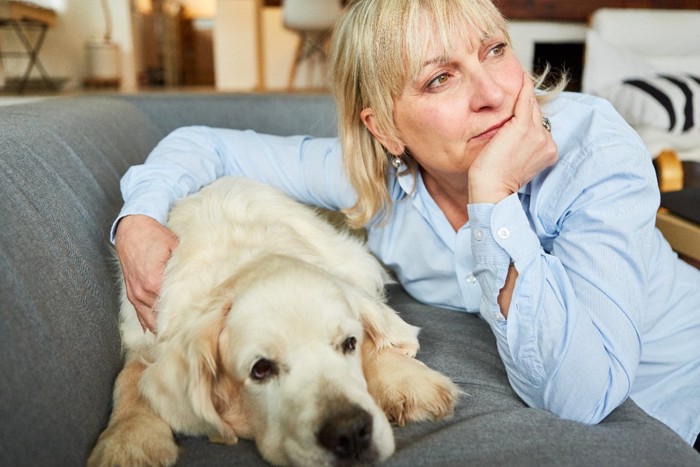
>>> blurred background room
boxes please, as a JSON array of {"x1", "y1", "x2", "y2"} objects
[{"x1": 0, "y1": 0, "x2": 697, "y2": 97}]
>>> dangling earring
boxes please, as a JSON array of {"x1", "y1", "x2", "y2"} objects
[{"x1": 391, "y1": 154, "x2": 403, "y2": 169}]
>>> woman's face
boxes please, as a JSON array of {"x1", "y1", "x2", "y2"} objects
[{"x1": 364, "y1": 19, "x2": 525, "y2": 183}]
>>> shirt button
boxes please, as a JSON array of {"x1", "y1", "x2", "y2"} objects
[
  {"x1": 466, "y1": 274, "x2": 476, "y2": 284},
  {"x1": 473, "y1": 229, "x2": 484, "y2": 241},
  {"x1": 497, "y1": 227, "x2": 510, "y2": 239}
]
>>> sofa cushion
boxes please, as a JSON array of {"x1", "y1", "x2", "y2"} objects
[{"x1": 168, "y1": 285, "x2": 699, "y2": 466}]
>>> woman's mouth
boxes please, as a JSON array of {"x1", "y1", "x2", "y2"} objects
[{"x1": 470, "y1": 116, "x2": 513, "y2": 141}]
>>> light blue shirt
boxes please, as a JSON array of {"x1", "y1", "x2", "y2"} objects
[{"x1": 115, "y1": 92, "x2": 700, "y2": 445}]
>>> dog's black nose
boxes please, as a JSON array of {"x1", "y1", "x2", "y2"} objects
[{"x1": 317, "y1": 406, "x2": 373, "y2": 460}]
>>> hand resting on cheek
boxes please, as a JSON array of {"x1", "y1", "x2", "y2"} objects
[{"x1": 468, "y1": 73, "x2": 558, "y2": 204}]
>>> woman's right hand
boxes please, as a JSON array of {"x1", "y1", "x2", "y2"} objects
[
  {"x1": 114, "y1": 215, "x2": 179, "y2": 334},
  {"x1": 468, "y1": 73, "x2": 558, "y2": 204}
]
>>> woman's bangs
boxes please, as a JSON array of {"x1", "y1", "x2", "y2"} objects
[{"x1": 403, "y1": 0, "x2": 505, "y2": 83}]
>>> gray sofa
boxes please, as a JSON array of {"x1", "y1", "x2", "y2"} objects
[{"x1": 1, "y1": 93, "x2": 698, "y2": 467}]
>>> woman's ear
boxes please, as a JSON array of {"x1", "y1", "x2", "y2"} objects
[{"x1": 360, "y1": 107, "x2": 405, "y2": 156}]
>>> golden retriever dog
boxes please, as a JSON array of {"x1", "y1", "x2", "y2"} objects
[{"x1": 89, "y1": 177, "x2": 459, "y2": 466}]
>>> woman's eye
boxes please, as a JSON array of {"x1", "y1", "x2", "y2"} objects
[
  {"x1": 427, "y1": 73, "x2": 449, "y2": 89},
  {"x1": 488, "y1": 42, "x2": 507, "y2": 58},
  {"x1": 342, "y1": 336, "x2": 357, "y2": 354},
  {"x1": 251, "y1": 358, "x2": 277, "y2": 381}
]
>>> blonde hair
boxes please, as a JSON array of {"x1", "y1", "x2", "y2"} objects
[{"x1": 329, "y1": 0, "x2": 565, "y2": 228}]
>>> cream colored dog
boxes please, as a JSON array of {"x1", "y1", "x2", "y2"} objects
[{"x1": 89, "y1": 177, "x2": 459, "y2": 467}]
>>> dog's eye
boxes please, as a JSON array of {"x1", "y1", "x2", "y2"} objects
[
  {"x1": 251, "y1": 358, "x2": 277, "y2": 381},
  {"x1": 342, "y1": 336, "x2": 357, "y2": 354}
]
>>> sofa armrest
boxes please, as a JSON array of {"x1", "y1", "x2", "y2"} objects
[
  {"x1": 652, "y1": 149, "x2": 700, "y2": 267},
  {"x1": 654, "y1": 149, "x2": 684, "y2": 193}
]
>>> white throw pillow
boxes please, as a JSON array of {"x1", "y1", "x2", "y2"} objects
[{"x1": 607, "y1": 73, "x2": 700, "y2": 134}]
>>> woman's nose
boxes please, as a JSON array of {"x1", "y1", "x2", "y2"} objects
[{"x1": 469, "y1": 69, "x2": 505, "y2": 111}]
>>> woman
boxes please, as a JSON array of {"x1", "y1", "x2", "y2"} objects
[{"x1": 113, "y1": 0, "x2": 700, "y2": 448}]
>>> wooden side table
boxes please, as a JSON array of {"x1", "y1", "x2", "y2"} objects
[{"x1": 0, "y1": 1, "x2": 57, "y2": 93}]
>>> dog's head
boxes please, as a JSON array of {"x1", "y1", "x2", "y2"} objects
[{"x1": 143, "y1": 254, "x2": 397, "y2": 466}]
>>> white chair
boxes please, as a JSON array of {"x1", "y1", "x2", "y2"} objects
[{"x1": 283, "y1": 0, "x2": 343, "y2": 90}]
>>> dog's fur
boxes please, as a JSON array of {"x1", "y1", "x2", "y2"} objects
[{"x1": 89, "y1": 177, "x2": 459, "y2": 466}]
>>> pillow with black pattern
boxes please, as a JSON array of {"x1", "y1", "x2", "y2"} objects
[{"x1": 607, "y1": 73, "x2": 700, "y2": 134}]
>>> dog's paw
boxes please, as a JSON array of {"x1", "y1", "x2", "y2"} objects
[
  {"x1": 395, "y1": 364, "x2": 460, "y2": 425},
  {"x1": 370, "y1": 354, "x2": 460, "y2": 426},
  {"x1": 88, "y1": 414, "x2": 178, "y2": 467}
]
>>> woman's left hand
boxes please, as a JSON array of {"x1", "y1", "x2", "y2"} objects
[{"x1": 468, "y1": 73, "x2": 558, "y2": 204}]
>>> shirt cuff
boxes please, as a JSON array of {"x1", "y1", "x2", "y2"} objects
[
  {"x1": 469, "y1": 193, "x2": 542, "y2": 266},
  {"x1": 109, "y1": 188, "x2": 174, "y2": 243}
]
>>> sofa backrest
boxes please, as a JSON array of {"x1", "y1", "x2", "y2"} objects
[{"x1": 116, "y1": 92, "x2": 339, "y2": 137}]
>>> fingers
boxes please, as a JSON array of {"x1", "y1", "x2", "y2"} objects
[
  {"x1": 134, "y1": 291, "x2": 158, "y2": 334},
  {"x1": 124, "y1": 281, "x2": 158, "y2": 333},
  {"x1": 514, "y1": 73, "x2": 535, "y2": 117},
  {"x1": 514, "y1": 73, "x2": 544, "y2": 131},
  {"x1": 515, "y1": 72, "x2": 556, "y2": 156},
  {"x1": 115, "y1": 214, "x2": 179, "y2": 335},
  {"x1": 136, "y1": 303, "x2": 158, "y2": 334}
]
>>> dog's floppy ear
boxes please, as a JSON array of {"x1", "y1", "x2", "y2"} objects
[
  {"x1": 339, "y1": 283, "x2": 420, "y2": 358},
  {"x1": 185, "y1": 295, "x2": 241, "y2": 441},
  {"x1": 140, "y1": 281, "x2": 246, "y2": 443}
]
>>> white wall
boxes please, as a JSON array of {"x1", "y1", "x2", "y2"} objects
[
  {"x1": 213, "y1": 0, "x2": 257, "y2": 89},
  {"x1": 0, "y1": 0, "x2": 136, "y2": 91},
  {"x1": 214, "y1": 0, "x2": 307, "y2": 91}
]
